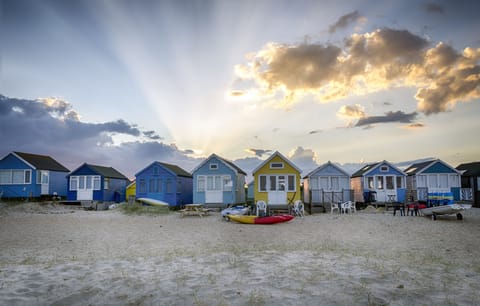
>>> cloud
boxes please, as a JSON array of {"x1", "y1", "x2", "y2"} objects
[
  {"x1": 355, "y1": 111, "x2": 418, "y2": 127},
  {"x1": 405, "y1": 123, "x2": 425, "y2": 129},
  {"x1": 246, "y1": 148, "x2": 272, "y2": 157},
  {"x1": 424, "y1": 3, "x2": 444, "y2": 14},
  {"x1": 328, "y1": 11, "x2": 366, "y2": 33},
  {"x1": 0, "y1": 95, "x2": 200, "y2": 178},
  {"x1": 232, "y1": 28, "x2": 480, "y2": 115},
  {"x1": 288, "y1": 147, "x2": 318, "y2": 174}
]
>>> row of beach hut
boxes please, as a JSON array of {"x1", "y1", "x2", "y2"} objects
[{"x1": 0, "y1": 151, "x2": 479, "y2": 208}]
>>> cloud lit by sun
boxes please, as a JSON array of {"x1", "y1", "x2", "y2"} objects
[{"x1": 231, "y1": 29, "x2": 480, "y2": 116}]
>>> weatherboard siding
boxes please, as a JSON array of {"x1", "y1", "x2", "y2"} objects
[
  {"x1": 192, "y1": 155, "x2": 244, "y2": 205},
  {"x1": 253, "y1": 154, "x2": 301, "y2": 205},
  {"x1": 135, "y1": 162, "x2": 193, "y2": 207}
]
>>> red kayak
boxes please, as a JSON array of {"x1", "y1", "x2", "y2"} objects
[{"x1": 227, "y1": 214, "x2": 294, "y2": 224}]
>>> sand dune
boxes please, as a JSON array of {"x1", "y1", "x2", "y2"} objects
[{"x1": 1, "y1": 203, "x2": 479, "y2": 305}]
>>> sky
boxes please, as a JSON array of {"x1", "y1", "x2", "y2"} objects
[{"x1": 1, "y1": 0, "x2": 479, "y2": 180}]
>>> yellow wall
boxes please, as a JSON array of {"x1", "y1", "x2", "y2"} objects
[
  {"x1": 126, "y1": 182, "x2": 136, "y2": 199},
  {"x1": 253, "y1": 154, "x2": 301, "y2": 204}
]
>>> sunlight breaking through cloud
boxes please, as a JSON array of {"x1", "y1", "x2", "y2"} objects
[{"x1": 232, "y1": 28, "x2": 480, "y2": 115}]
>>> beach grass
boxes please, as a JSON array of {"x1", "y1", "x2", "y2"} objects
[{"x1": 119, "y1": 203, "x2": 170, "y2": 215}]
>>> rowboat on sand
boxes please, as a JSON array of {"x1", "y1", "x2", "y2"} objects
[
  {"x1": 420, "y1": 203, "x2": 472, "y2": 221},
  {"x1": 227, "y1": 214, "x2": 294, "y2": 224}
]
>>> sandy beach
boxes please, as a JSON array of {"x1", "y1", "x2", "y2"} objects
[{"x1": 1, "y1": 203, "x2": 479, "y2": 305}]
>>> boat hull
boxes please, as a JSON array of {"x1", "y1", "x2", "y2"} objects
[
  {"x1": 137, "y1": 198, "x2": 169, "y2": 206},
  {"x1": 420, "y1": 204, "x2": 472, "y2": 217},
  {"x1": 221, "y1": 206, "x2": 249, "y2": 218},
  {"x1": 228, "y1": 214, "x2": 294, "y2": 224}
]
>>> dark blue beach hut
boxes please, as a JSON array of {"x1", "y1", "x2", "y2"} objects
[
  {"x1": 135, "y1": 161, "x2": 193, "y2": 207},
  {"x1": 405, "y1": 159, "x2": 461, "y2": 203},
  {"x1": 67, "y1": 163, "x2": 128, "y2": 202},
  {"x1": 0, "y1": 151, "x2": 69, "y2": 199},
  {"x1": 351, "y1": 160, "x2": 406, "y2": 204}
]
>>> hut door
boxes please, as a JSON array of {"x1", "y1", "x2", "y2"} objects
[
  {"x1": 40, "y1": 171, "x2": 49, "y2": 195},
  {"x1": 205, "y1": 176, "x2": 222, "y2": 203},
  {"x1": 77, "y1": 176, "x2": 94, "y2": 200},
  {"x1": 268, "y1": 175, "x2": 287, "y2": 204}
]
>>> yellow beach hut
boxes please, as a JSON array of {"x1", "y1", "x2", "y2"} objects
[
  {"x1": 126, "y1": 180, "x2": 136, "y2": 200},
  {"x1": 252, "y1": 151, "x2": 302, "y2": 210}
]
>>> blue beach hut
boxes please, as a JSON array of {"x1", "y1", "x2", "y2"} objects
[
  {"x1": 0, "y1": 151, "x2": 69, "y2": 199},
  {"x1": 405, "y1": 159, "x2": 461, "y2": 203},
  {"x1": 67, "y1": 163, "x2": 128, "y2": 202},
  {"x1": 192, "y1": 154, "x2": 246, "y2": 207},
  {"x1": 135, "y1": 161, "x2": 192, "y2": 207},
  {"x1": 351, "y1": 160, "x2": 406, "y2": 204}
]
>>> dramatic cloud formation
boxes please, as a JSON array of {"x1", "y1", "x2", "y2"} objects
[
  {"x1": 0, "y1": 95, "x2": 200, "y2": 178},
  {"x1": 233, "y1": 28, "x2": 480, "y2": 115},
  {"x1": 328, "y1": 11, "x2": 366, "y2": 33}
]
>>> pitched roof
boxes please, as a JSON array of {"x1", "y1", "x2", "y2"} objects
[
  {"x1": 192, "y1": 154, "x2": 246, "y2": 175},
  {"x1": 404, "y1": 159, "x2": 459, "y2": 176},
  {"x1": 13, "y1": 151, "x2": 69, "y2": 172},
  {"x1": 85, "y1": 164, "x2": 128, "y2": 180},
  {"x1": 351, "y1": 162, "x2": 381, "y2": 177},
  {"x1": 158, "y1": 162, "x2": 192, "y2": 178},
  {"x1": 457, "y1": 162, "x2": 480, "y2": 177},
  {"x1": 252, "y1": 151, "x2": 302, "y2": 175},
  {"x1": 404, "y1": 159, "x2": 436, "y2": 175},
  {"x1": 303, "y1": 161, "x2": 349, "y2": 179}
]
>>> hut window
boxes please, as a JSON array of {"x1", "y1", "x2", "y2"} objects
[
  {"x1": 396, "y1": 176, "x2": 403, "y2": 188},
  {"x1": 157, "y1": 179, "x2": 163, "y2": 192},
  {"x1": 269, "y1": 176, "x2": 277, "y2": 191},
  {"x1": 166, "y1": 179, "x2": 173, "y2": 193},
  {"x1": 24, "y1": 170, "x2": 31, "y2": 184},
  {"x1": 223, "y1": 176, "x2": 232, "y2": 191},
  {"x1": 386, "y1": 176, "x2": 394, "y2": 190},
  {"x1": 139, "y1": 179, "x2": 146, "y2": 193},
  {"x1": 270, "y1": 162, "x2": 284, "y2": 169},
  {"x1": 259, "y1": 175, "x2": 267, "y2": 191},
  {"x1": 197, "y1": 176, "x2": 205, "y2": 191},
  {"x1": 153, "y1": 166, "x2": 159, "y2": 175},
  {"x1": 70, "y1": 176, "x2": 78, "y2": 190},
  {"x1": 428, "y1": 174, "x2": 437, "y2": 188},
  {"x1": 320, "y1": 177, "x2": 329, "y2": 189},
  {"x1": 367, "y1": 177, "x2": 374, "y2": 189},
  {"x1": 95, "y1": 176, "x2": 102, "y2": 190},
  {"x1": 12, "y1": 170, "x2": 25, "y2": 184},
  {"x1": 439, "y1": 174, "x2": 448, "y2": 188},
  {"x1": 380, "y1": 166, "x2": 389, "y2": 172},
  {"x1": 376, "y1": 177, "x2": 384, "y2": 189},
  {"x1": 177, "y1": 179, "x2": 182, "y2": 193},
  {"x1": 449, "y1": 175, "x2": 459, "y2": 187},
  {"x1": 149, "y1": 179, "x2": 155, "y2": 192},
  {"x1": 331, "y1": 177, "x2": 339, "y2": 190},
  {"x1": 209, "y1": 163, "x2": 218, "y2": 170},
  {"x1": 288, "y1": 175, "x2": 295, "y2": 191}
]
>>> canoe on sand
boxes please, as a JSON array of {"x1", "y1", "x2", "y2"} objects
[
  {"x1": 137, "y1": 198, "x2": 169, "y2": 206},
  {"x1": 227, "y1": 214, "x2": 294, "y2": 224}
]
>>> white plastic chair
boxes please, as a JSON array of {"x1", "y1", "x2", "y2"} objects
[
  {"x1": 256, "y1": 200, "x2": 267, "y2": 217},
  {"x1": 348, "y1": 201, "x2": 356, "y2": 213},
  {"x1": 340, "y1": 201, "x2": 352, "y2": 214},
  {"x1": 331, "y1": 202, "x2": 340, "y2": 214},
  {"x1": 293, "y1": 200, "x2": 305, "y2": 217}
]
